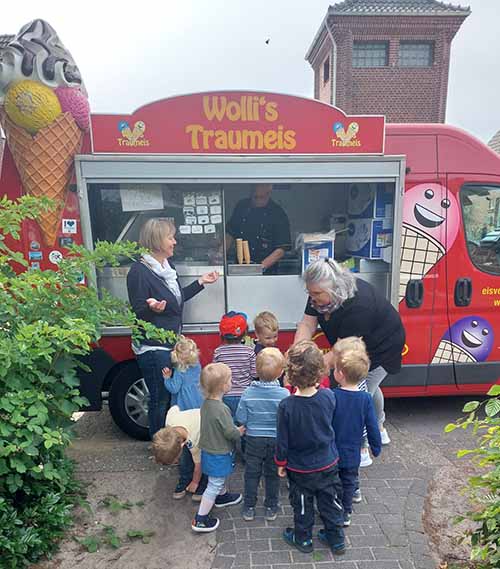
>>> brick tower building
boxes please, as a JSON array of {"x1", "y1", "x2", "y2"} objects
[{"x1": 306, "y1": 0, "x2": 470, "y2": 122}]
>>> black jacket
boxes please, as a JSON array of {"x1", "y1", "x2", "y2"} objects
[
  {"x1": 305, "y1": 279, "x2": 406, "y2": 374},
  {"x1": 127, "y1": 260, "x2": 204, "y2": 347}
]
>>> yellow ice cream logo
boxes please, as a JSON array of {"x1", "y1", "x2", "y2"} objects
[
  {"x1": 117, "y1": 120, "x2": 150, "y2": 147},
  {"x1": 332, "y1": 121, "x2": 361, "y2": 148}
]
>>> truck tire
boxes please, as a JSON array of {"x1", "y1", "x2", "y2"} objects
[{"x1": 108, "y1": 362, "x2": 150, "y2": 440}]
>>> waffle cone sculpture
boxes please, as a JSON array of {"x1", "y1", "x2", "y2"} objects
[
  {"x1": 1, "y1": 109, "x2": 82, "y2": 246},
  {"x1": 0, "y1": 20, "x2": 89, "y2": 247}
]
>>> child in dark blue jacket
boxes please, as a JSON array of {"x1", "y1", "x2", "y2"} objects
[
  {"x1": 276, "y1": 340, "x2": 345, "y2": 556},
  {"x1": 332, "y1": 337, "x2": 382, "y2": 527}
]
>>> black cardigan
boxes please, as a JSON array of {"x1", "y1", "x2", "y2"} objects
[
  {"x1": 127, "y1": 260, "x2": 204, "y2": 347},
  {"x1": 305, "y1": 279, "x2": 406, "y2": 374}
]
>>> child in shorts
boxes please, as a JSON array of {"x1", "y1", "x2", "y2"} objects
[
  {"x1": 276, "y1": 340, "x2": 345, "y2": 556},
  {"x1": 236, "y1": 348, "x2": 289, "y2": 521},
  {"x1": 191, "y1": 363, "x2": 245, "y2": 533},
  {"x1": 331, "y1": 337, "x2": 382, "y2": 526}
]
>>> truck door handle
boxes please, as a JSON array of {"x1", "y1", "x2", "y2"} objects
[
  {"x1": 405, "y1": 279, "x2": 424, "y2": 308},
  {"x1": 454, "y1": 277, "x2": 472, "y2": 307}
]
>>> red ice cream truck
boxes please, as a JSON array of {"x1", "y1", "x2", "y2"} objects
[{"x1": 2, "y1": 90, "x2": 500, "y2": 440}]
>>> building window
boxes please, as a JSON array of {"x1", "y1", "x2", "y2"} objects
[
  {"x1": 323, "y1": 57, "x2": 330, "y2": 83},
  {"x1": 399, "y1": 41, "x2": 434, "y2": 67},
  {"x1": 352, "y1": 42, "x2": 388, "y2": 68}
]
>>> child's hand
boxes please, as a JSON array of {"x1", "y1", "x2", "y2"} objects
[
  {"x1": 162, "y1": 367, "x2": 172, "y2": 379},
  {"x1": 186, "y1": 481, "x2": 199, "y2": 493},
  {"x1": 146, "y1": 298, "x2": 167, "y2": 313},
  {"x1": 237, "y1": 425, "x2": 246, "y2": 436},
  {"x1": 277, "y1": 466, "x2": 287, "y2": 478}
]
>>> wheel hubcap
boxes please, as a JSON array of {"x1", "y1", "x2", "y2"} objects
[{"x1": 124, "y1": 377, "x2": 149, "y2": 428}]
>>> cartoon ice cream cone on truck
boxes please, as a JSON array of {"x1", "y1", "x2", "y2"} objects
[{"x1": 0, "y1": 19, "x2": 90, "y2": 247}]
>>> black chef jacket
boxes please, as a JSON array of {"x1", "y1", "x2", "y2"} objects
[{"x1": 226, "y1": 198, "x2": 291, "y2": 264}]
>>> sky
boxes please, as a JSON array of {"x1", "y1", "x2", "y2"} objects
[{"x1": 1, "y1": 0, "x2": 498, "y2": 143}]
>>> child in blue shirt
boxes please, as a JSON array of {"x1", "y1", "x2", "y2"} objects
[
  {"x1": 162, "y1": 336, "x2": 205, "y2": 501},
  {"x1": 331, "y1": 337, "x2": 382, "y2": 527},
  {"x1": 236, "y1": 348, "x2": 288, "y2": 522},
  {"x1": 276, "y1": 340, "x2": 345, "y2": 556}
]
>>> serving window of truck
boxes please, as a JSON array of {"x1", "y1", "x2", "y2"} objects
[{"x1": 78, "y1": 91, "x2": 404, "y2": 331}]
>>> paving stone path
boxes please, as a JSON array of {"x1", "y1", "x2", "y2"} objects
[{"x1": 209, "y1": 422, "x2": 444, "y2": 569}]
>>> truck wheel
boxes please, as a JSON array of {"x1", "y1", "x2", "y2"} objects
[{"x1": 108, "y1": 363, "x2": 150, "y2": 440}]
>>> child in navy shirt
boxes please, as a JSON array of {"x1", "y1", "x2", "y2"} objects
[
  {"x1": 331, "y1": 337, "x2": 382, "y2": 526},
  {"x1": 276, "y1": 340, "x2": 345, "y2": 556}
]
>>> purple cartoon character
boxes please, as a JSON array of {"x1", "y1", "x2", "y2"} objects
[
  {"x1": 400, "y1": 183, "x2": 460, "y2": 301},
  {"x1": 431, "y1": 316, "x2": 494, "y2": 364}
]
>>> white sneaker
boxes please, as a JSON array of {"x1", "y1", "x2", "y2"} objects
[
  {"x1": 380, "y1": 428, "x2": 391, "y2": 445},
  {"x1": 360, "y1": 449, "x2": 373, "y2": 467}
]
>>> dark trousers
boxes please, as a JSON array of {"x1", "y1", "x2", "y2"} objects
[
  {"x1": 339, "y1": 467, "x2": 359, "y2": 514},
  {"x1": 178, "y1": 446, "x2": 208, "y2": 494},
  {"x1": 244, "y1": 436, "x2": 280, "y2": 508},
  {"x1": 287, "y1": 465, "x2": 345, "y2": 546},
  {"x1": 136, "y1": 350, "x2": 172, "y2": 439}
]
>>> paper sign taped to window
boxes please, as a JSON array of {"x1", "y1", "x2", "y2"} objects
[{"x1": 120, "y1": 185, "x2": 164, "y2": 212}]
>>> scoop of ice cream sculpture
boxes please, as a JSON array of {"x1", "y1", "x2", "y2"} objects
[{"x1": 0, "y1": 19, "x2": 90, "y2": 247}]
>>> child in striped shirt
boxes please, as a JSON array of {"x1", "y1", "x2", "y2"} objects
[{"x1": 213, "y1": 311, "x2": 257, "y2": 417}]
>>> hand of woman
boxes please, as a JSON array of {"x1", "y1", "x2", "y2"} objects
[
  {"x1": 146, "y1": 298, "x2": 167, "y2": 313},
  {"x1": 277, "y1": 466, "x2": 287, "y2": 478},
  {"x1": 186, "y1": 481, "x2": 199, "y2": 494},
  {"x1": 198, "y1": 271, "x2": 219, "y2": 285}
]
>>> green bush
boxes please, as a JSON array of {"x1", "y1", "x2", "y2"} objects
[
  {"x1": 0, "y1": 196, "x2": 172, "y2": 567},
  {"x1": 445, "y1": 385, "x2": 500, "y2": 568}
]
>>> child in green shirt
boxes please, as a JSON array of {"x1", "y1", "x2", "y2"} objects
[{"x1": 192, "y1": 363, "x2": 245, "y2": 533}]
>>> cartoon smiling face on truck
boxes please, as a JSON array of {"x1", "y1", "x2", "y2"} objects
[
  {"x1": 399, "y1": 183, "x2": 460, "y2": 301},
  {"x1": 431, "y1": 316, "x2": 494, "y2": 364}
]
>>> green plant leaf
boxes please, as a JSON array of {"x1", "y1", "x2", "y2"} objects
[
  {"x1": 485, "y1": 398, "x2": 500, "y2": 418},
  {"x1": 444, "y1": 423, "x2": 457, "y2": 433},
  {"x1": 487, "y1": 384, "x2": 500, "y2": 396},
  {"x1": 463, "y1": 401, "x2": 480, "y2": 413}
]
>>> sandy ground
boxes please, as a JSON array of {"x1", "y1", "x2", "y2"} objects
[{"x1": 31, "y1": 410, "x2": 216, "y2": 569}]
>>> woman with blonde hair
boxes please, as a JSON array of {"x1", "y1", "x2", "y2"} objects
[
  {"x1": 294, "y1": 259, "x2": 405, "y2": 467},
  {"x1": 127, "y1": 218, "x2": 219, "y2": 440}
]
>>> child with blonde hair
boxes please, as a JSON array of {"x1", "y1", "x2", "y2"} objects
[
  {"x1": 331, "y1": 337, "x2": 382, "y2": 527},
  {"x1": 236, "y1": 348, "x2": 289, "y2": 521},
  {"x1": 253, "y1": 311, "x2": 279, "y2": 354},
  {"x1": 192, "y1": 363, "x2": 245, "y2": 533},
  {"x1": 162, "y1": 336, "x2": 204, "y2": 501}
]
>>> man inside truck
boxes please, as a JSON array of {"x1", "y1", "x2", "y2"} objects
[{"x1": 225, "y1": 184, "x2": 291, "y2": 272}]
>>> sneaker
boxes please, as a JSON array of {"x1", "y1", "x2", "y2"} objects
[
  {"x1": 214, "y1": 492, "x2": 242, "y2": 508},
  {"x1": 265, "y1": 506, "x2": 279, "y2": 521},
  {"x1": 173, "y1": 483, "x2": 186, "y2": 500},
  {"x1": 380, "y1": 428, "x2": 391, "y2": 445},
  {"x1": 242, "y1": 506, "x2": 255, "y2": 521},
  {"x1": 360, "y1": 449, "x2": 373, "y2": 468},
  {"x1": 191, "y1": 514, "x2": 220, "y2": 533},
  {"x1": 192, "y1": 493, "x2": 203, "y2": 503},
  {"x1": 283, "y1": 527, "x2": 313, "y2": 553},
  {"x1": 352, "y1": 488, "x2": 362, "y2": 503},
  {"x1": 343, "y1": 512, "x2": 352, "y2": 527},
  {"x1": 318, "y1": 529, "x2": 346, "y2": 555}
]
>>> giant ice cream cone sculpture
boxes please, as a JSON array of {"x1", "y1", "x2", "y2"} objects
[{"x1": 0, "y1": 20, "x2": 89, "y2": 247}]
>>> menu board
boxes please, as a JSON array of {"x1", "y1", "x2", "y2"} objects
[{"x1": 179, "y1": 191, "x2": 222, "y2": 235}]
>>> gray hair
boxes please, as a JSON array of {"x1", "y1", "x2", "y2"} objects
[{"x1": 303, "y1": 259, "x2": 357, "y2": 307}]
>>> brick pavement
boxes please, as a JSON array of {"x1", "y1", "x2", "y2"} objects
[{"x1": 209, "y1": 424, "x2": 438, "y2": 569}]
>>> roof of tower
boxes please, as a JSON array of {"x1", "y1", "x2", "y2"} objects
[{"x1": 328, "y1": 0, "x2": 470, "y2": 16}]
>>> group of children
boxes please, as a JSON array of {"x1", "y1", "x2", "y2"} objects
[{"x1": 152, "y1": 310, "x2": 381, "y2": 556}]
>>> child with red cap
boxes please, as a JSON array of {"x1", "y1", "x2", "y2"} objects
[{"x1": 213, "y1": 311, "x2": 257, "y2": 417}]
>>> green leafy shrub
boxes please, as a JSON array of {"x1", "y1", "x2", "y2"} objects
[
  {"x1": 0, "y1": 196, "x2": 171, "y2": 567},
  {"x1": 445, "y1": 385, "x2": 500, "y2": 568}
]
